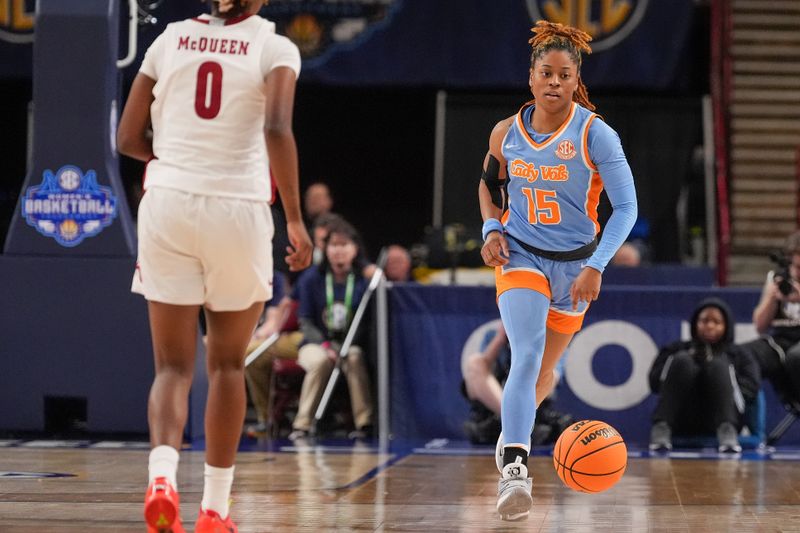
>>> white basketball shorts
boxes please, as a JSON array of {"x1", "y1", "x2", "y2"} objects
[{"x1": 131, "y1": 186, "x2": 274, "y2": 311}]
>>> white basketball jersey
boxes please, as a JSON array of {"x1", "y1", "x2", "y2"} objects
[{"x1": 139, "y1": 14, "x2": 301, "y2": 202}]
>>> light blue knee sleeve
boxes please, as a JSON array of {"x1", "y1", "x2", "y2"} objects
[{"x1": 498, "y1": 288, "x2": 549, "y2": 446}]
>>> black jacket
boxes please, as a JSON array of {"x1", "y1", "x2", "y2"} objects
[{"x1": 648, "y1": 298, "x2": 761, "y2": 400}]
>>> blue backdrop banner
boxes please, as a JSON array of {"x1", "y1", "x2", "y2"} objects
[
  {"x1": 388, "y1": 284, "x2": 799, "y2": 446},
  {"x1": 1, "y1": 0, "x2": 697, "y2": 89}
]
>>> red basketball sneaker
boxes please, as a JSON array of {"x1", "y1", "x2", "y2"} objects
[
  {"x1": 195, "y1": 508, "x2": 238, "y2": 533},
  {"x1": 144, "y1": 477, "x2": 185, "y2": 533}
]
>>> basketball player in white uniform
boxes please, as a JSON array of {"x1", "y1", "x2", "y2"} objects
[{"x1": 117, "y1": 1, "x2": 312, "y2": 531}]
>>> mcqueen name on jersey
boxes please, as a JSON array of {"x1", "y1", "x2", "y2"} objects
[
  {"x1": 509, "y1": 159, "x2": 570, "y2": 183},
  {"x1": 177, "y1": 35, "x2": 250, "y2": 56}
]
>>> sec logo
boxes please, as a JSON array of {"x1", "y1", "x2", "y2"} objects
[{"x1": 526, "y1": 0, "x2": 649, "y2": 52}]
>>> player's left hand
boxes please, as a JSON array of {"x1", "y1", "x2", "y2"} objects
[
  {"x1": 569, "y1": 266, "x2": 602, "y2": 311},
  {"x1": 285, "y1": 221, "x2": 313, "y2": 271}
]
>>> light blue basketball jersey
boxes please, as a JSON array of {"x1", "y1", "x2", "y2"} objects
[{"x1": 501, "y1": 102, "x2": 602, "y2": 252}]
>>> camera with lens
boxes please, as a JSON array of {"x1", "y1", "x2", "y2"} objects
[{"x1": 769, "y1": 251, "x2": 794, "y2": 296}]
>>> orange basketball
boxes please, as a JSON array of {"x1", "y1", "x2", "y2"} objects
[{"x1": 553, "y1": 420, "x2": 627, "y2": 493}]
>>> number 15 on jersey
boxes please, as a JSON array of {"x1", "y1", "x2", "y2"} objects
[{"x1": 521, "y1": 187, "x2": 562, "y2": 225}]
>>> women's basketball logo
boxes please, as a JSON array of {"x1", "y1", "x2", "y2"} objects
[
  {"x1": 22, "y1": 165, "x2": 118, "y2": 247},
  {"x1": 526, "y1": 0, "x2": 649, "y2": 52},
  {"x1": 555, "y1": 139, "x2": 577, "y2": 160}
]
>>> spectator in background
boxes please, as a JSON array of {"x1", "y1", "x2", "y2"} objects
[
  {"x1": 648, "y1": 298, "x2": 760, "y2": 453},
  {"x1": 610, "y1": 242, "x2": 642, "y2": 267},
  {"x1": 461, "y1": 323, "x2": 572, "y2": 446},
  {"x1": 289, "y1": 218, "x2": 375, "y2": 440},
  {"x1": 310, "y1": 213, "x2": 346, "y2": 266},
  {"x1": 739, "y1": 230, "x2": 800, "y2": 410},
  {"x1": 311, "y1": 212, "x2": 377, "y2": 281},
  {"x1": 303, "y1": 182, "x2": 334, "y2": 226},
  {"x1": 384, "y1": 244, "x2": 413, "y2": 282},
  {"x1": 244, "y1": 271, "x2": 303, "y2": 437}
]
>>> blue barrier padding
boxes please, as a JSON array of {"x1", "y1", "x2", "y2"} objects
[
  {"x1": 389, "y1": 284, "x2": 800, "y2": 446},
  {"x1": 0, "y1": 255, "x2": 151, "y2": 432},
  {"x1": 0, "y1": 255, "x2": 209, "y2": 439}
]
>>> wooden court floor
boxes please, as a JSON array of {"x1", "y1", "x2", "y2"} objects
[{"x1": 2, "y1": 441, "x2": 800, "y2": 532}]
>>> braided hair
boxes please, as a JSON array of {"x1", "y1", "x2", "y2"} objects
[{"x1": 528, "y1": 20, "x2": 595, "y2": 111}]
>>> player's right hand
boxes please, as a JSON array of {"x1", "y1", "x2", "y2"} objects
[
  {"x1": 285, "y1": 220, "x2": 313, "y2": 272},
  {"x1": 481, "y1": 232, "x2": 509, "y2": 267}
]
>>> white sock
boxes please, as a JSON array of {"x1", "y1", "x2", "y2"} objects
[
  {"x1": 201, "y1": 463, "x2": 235, "y2": 519},
  {"x1": 148, "y1": 445, "x2": 180, "y2": 489}
]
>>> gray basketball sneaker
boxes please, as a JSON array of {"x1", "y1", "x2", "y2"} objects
[{"x1": 496, "y1": 458, "x2": 533, "y2": 521}]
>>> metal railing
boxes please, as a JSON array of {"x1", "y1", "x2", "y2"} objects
[{"x1": 117, "y1": 0, "x2": 138, "y2": 69}]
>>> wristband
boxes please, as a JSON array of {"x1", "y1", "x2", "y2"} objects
[{"x1": 482, "y1": 218, "x2": 504, "y2": 241}]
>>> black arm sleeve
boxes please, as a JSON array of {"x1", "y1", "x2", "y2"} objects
[{"x1": 481, "y1": 154, "x2": 505, "y2": 209}]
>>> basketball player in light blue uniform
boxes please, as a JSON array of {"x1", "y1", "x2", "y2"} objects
[{"x1": 478, "y1": 22, "x2": 637, "y2": 521}]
